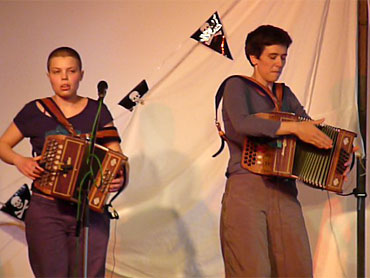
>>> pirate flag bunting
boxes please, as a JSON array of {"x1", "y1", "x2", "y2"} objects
[
  {"x1": 118, "y1": 79, "x2": 149, "y2": 111},
  {"x1": 191, "y1": 11, "x2": 233, "y2": 60},
  {"x1": 1, "y1": 184, "x2": 31, "y2": 221}
]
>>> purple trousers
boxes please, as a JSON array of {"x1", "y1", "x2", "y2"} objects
[
  {"x1": 25, "y1": 194, "x2": 110, "y2": 277},
  {"x1": 220, "y1": 174, "x2": 313, "y2": 277}
]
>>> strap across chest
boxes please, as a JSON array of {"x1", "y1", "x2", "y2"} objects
[
  {"x1": 38, "y1": 97, "x2": 120, "y2": 140},
  {"x1": 213, "y1": 75, "x2": 285, "y2": 157}
]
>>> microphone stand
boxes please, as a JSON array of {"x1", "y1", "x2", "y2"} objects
[{"x1": 76, "y1": 81, "x2": 107, "y2": 278}]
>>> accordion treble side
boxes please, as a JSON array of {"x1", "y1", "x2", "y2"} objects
[
  {"x1": 241, "y1": 112, "x2": 356, "y2": 192},
  {"x1": 34, "y1": 135, "x2": 128, "y2": 212}
]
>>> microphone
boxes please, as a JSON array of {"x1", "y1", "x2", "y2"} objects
[{"x1": 97, "y1": 80, "x2": 108, "y2": 98}]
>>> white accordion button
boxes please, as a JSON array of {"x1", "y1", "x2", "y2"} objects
[
  {"x1": 333, "y1": 178, "x2": 339, "y2": 186},
  {"x1": 110, "y1": 158, "x2": 117, "y2": 167},
  {"x1": 93, "y1": 197, "x2": 100, "y2": 205},
  {"x1": 343, "y1": 137, "x2": 349, "y2": 146}
]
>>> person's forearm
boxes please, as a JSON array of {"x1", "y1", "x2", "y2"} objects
[
  {"x1": 276, "y1": 121, "x2": 298, "y2": 136},
  {"x1": 276, "y1": 119, "x2": 332, "y2": 149},
  {"x1": 0, "y1": 141, "x2": 23, "y2": 165},
  {"x1": 104, "y1": 141, "x2": 123, "y2": 153}
]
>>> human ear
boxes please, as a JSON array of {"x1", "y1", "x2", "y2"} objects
[
  {"x1": 80, "y1": 70, "x2": 84, "y2": 81},
  {"x1": 250, "y1": 55, "x2": 258, "y2": 67}
]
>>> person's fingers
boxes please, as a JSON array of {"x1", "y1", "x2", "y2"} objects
[
  {"x1": 308, "y1": 118, "x2": 325, "y2": 126},
  {"x1": 33, "y1": 155, "x2": 42, "y2": 161},
  {"x1": 311, "y1": 129, "x2": 332, "y2": 149}
]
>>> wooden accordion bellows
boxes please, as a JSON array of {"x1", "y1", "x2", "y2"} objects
[
  {"x1": 241, "y1": 112, "x2": 356, "y2": 192},
  {"x1": 34, "y1": 134, "x2": 128, "y2": 212}
]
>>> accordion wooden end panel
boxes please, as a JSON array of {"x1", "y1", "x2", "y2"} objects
[
  {"x1": 34, "y1": 135, "x2": 128, "y2": 212},
  {"x1": 242, "y1": 112, "x2": 356, "y2": 193}
]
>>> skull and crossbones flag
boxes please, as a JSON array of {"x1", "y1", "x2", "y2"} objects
[
  {"x1": 1, "y1": 184, "x2": 31, "y2": 221},
  {"x1": 118, "y1": 79, "x2": 149, "y2": 111},
  {"x1": 191, "y1": 11, "x2": 233, "y2": 60}
]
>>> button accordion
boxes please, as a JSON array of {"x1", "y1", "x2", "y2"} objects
[
  {"x1": 34, "y1": 135, "x2": 128, "y2": 212},
  {"x1": 241, "y1": 112, "x2": 356, "y2": 192}
]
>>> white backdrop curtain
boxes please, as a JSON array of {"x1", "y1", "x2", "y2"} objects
[{"x1": 0, "y1": 1, "x2": 364, "y2": 278}]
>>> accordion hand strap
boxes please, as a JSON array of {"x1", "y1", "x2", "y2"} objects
[{"x1": 79, "y1": 127, "x2": 120, "y2": 141}]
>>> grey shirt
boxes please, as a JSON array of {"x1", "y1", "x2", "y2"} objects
[{"x1": 221, "y1": 76, "x2": 309, "y2": 176}]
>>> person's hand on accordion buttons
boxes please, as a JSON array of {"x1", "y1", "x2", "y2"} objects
[
  {"x1": 109, "y1": 168, "x2": 124, "y2": 192},
  {"x1": 294, "y1": 118, "x2": 333, "y2": 149},
  {"x1": 342, "y1": 146, "x2": 359, "y2": 181},
  {"x1": 14, "y1": 155, "x2": 44, "y2": 180}
]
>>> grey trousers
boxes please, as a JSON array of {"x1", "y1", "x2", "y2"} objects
[
  {"x1": 220, "y1": 174, "x2": 313, "y2": 277},
  {"x1": 25, "y1": 193, "x2": 110, "y2": 277}
]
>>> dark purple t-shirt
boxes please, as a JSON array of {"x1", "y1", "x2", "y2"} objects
[{"x1": 14, "y1": 98, "x2": 118, "y2": 156}]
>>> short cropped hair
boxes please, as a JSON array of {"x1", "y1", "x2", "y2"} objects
[
  {"x1": 47, "y1": 46, "x2": 82, "y2": 71},
  {"x1": 245, "y1": 25, "x2": 292, "y2": 66}
]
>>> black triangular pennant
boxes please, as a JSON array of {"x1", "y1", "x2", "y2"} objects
[
  {"x1": 191, "y1": 11, "x2": 233, "y2": 60},
  {"x1": 1, "y1": 184, "x2": 31, "y2": 221},
  {"x1": 118, "y1": 80, "x2": 149, "y2": 111}
]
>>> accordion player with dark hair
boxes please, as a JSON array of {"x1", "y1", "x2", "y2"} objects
[{"x1": 215, "y1": 25, "x2": 357, "y2": 278}]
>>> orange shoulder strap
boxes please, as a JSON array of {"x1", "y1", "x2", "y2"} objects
[
  {"x1": 213, "y1": 76, "x2": 285, "y2": 157},
  {"x1": 39, "y1": 98, "x2": 120, "y2": 140},
  {"x1": 39, "y1": 98, "x2": 78, "y2": 136}
]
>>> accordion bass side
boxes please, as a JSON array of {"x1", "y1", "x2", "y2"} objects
[
  {"x1": 241, "y1": 112, "x2": 356, "y2": 192},
  {"x1": 34, "y1": 135, "x2": 128, "y2": 212}
]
